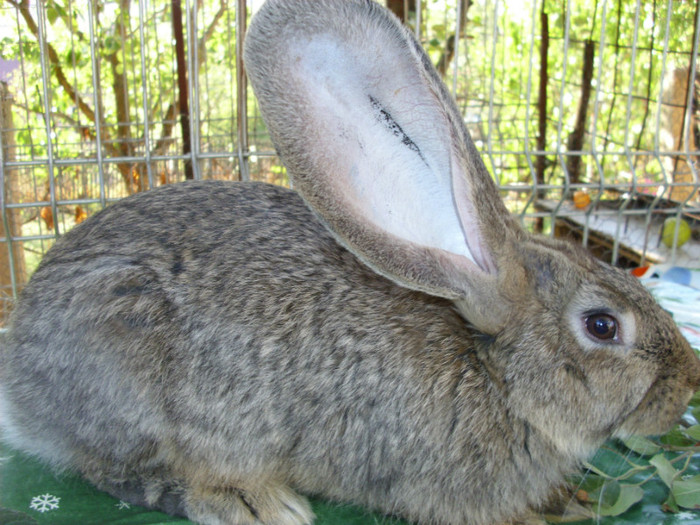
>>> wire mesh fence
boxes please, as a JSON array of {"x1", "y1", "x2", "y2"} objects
[{"x1": 1, "y1": 0, "x2": 699, "y2": 327}]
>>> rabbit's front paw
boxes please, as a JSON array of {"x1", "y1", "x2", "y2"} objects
[{"x1": 185, "y1": 482, "x2": 314, "y2": 525}]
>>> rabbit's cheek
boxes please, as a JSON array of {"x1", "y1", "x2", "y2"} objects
[{"x1": 504, "y1": 367, "x2": 603, "y2": 458}]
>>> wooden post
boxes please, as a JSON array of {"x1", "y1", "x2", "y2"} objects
[
  {"x1": 172, "y1": 0, "x2": 194, "y2": 180},
  {"x1": 534, "y1": 8, "x2": 549, "y2": 232},
  {"x1": 0, "y1": 81, "x2": 27, "y2": 324}
]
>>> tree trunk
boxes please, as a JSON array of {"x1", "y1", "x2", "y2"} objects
[
  {"x1": 386, "y1": 0, "x2": 416, "y2": 23},
  {"x1": 661, "y1": 68, "x2": 699, "y2": 203},
  {"x1": 173, "y1": 0, "x2": 194, "y2": 181},
  {"x1": 534, "y1": 8, "x2": 549, "y2": 233},
  {"x1": 0, "y1": 81, "x2": 27, "y2": 325},
  {"x1": 565, "y1": 39, "x2": 595, "y2": 185},
  {"x1": 436, "y1": 0, "x2": 471, "y2": 77}
]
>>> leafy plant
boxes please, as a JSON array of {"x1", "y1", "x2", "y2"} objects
[{"x1": 554, "y1": 363, "x2": 700, "y2": 522}]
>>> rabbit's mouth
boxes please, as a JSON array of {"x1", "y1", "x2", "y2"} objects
[{"x1": 613, "y1": 376, "x2": 695, "y2": 438}]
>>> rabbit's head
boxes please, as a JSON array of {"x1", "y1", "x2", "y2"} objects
[
  {"x1": 244, "y1": 0, "x2": 700, "y2": 458},
  {"x1": 481, "y1": 235, "x2": 700, "y2": 458}
]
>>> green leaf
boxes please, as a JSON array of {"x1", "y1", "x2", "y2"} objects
[
  {"x1": 621, "y1": 435, "x2": 661, "y2": 456},
  {"x1": 594, "y1": 483, "x2": 645, "y2": 516},
  {"x1": 692, "y1": 405, "x2": 700, "y2": 422},
  {"x1": 65, "y1": 48, "x2": 84, "y2": 66},
  {"x1": 588, "y1": 479, "x2": 621, "y2": 507},
  {"x1": 103, "y1": 35, "x2": 122, "y2": 55},
  {"x1": 660, "y1": 427, "x2": 696, "y2": 447},
  {"x1": 689, "y1": 389, "x2": 700, "y2": 406},
  {"x1": 682, "y1": 424, "x2": 700, "y2": 441},
  {"x1": 650, "y1": 454, "x2": 678, "y2": 488},
  {"x1": 672, "y1": 474, "x2": 700, "y2": 509},
  {"x1": 576, "y1": 474, "x2": 606, "y2": 494},
  {"x1": 663, "y1": 491, "x2": 680, "y2": 513},
  {"x1": 47, "y1": 6, "x2": 59, "y2": 25}
]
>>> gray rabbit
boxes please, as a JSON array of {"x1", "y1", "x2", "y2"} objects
[{"x1": 1, "y1": 0, "x2": 699, "y2": 524}]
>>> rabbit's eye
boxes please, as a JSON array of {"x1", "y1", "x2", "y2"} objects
[{"x1": 585, "y1": 314, "x2": 618, "y2": 341}]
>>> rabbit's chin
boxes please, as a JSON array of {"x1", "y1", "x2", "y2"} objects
[
  {"x1": 614, "y1": 382, "x2": 695, "y2": 439},
  {"x1": 618, "y1": 410, "x2": 692, "y2": 440}
]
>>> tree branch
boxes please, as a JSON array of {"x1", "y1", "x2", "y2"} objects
[
  {"x1": 13, "y1": 0, "x2": 96, "y2": 124},
  {"x1": 436, "y1": 0, "x2": 471, "y2": 77},
  {"x1": 197, "y1": 0, "x2": 228, "y2": 69},
  {"x1": 10, "y1": 0, "x2": 125, "y2": 162}
]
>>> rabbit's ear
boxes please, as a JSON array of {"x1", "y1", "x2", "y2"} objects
[{"x1": 245, "y1": 0, "x2": 524, "y2": 332}]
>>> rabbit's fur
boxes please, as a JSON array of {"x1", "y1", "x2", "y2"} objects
[{"x1": 2, "y1": 1, "x2": 700, "y2": 524}]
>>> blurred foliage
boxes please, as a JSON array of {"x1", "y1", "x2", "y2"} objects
[
  {"x1": 1, "y1": 0, "x2": 696, "y2": 252},
  {"x1": 412, "y1": 0, "x2": 697, "y2": 207}
]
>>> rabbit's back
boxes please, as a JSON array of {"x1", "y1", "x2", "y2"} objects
[{"x1": 1, "y1": 181, "x2": 503, "y2": 516}]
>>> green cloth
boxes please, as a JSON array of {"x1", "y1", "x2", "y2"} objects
[
  {"x1": 2, "y1": 440, "x2": 700, "y2": 524},
  {"x1": 0, "y1": 442, "x2": 406, "y2": 524}
]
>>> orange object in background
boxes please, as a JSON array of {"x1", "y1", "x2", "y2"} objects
[{"x1": 573, "y1": 190, "x2": 591, "y2": 209}]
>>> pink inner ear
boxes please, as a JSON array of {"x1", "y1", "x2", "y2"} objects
[
  {"x1": 291, "y1": 36, "x2": 492, "y2": 274},
  {"x1": 451, "y1": 153, "x2": 497, "y2": 275}
]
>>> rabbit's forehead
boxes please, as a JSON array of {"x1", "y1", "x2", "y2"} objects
[
  {"x1": 524, "y1": 238, "x2": 650, "y2": 311},
  {"x1": 568, "y1": 279, "x2": 634, "y2": 311},
  {"x1": 564, "y1": 270, "x2": 642, "y2": 315},
  {"x1": 578, "y1": 263, "x2": 659, "y2": 313}
]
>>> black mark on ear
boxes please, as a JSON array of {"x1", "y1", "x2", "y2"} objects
[{"x1": 369, "y1": 95, "x2": 425, "y2": 162}]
